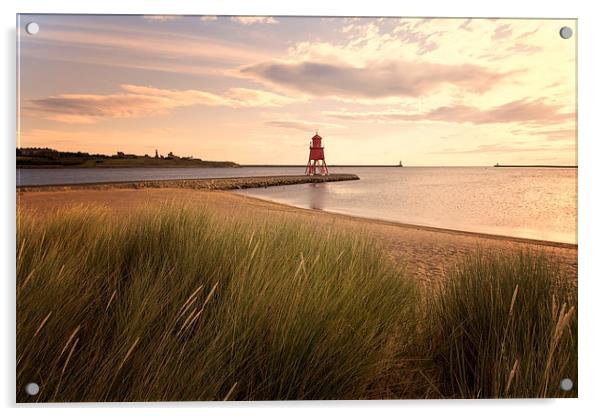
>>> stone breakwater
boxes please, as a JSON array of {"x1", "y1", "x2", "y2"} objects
[{"x1": 16, "y1": 174, "x2": 360, "y2": 192}]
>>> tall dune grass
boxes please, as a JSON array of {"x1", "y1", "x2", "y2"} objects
[
  {"x1": 428, "y1": 252, "x2": 577, "y2": 398},
  {"x1": 16, "y1": 203, "x2": 577, "y2": 401},
  {"x1": 17, "y1": 204, "x2": 421, "y2": 401}
]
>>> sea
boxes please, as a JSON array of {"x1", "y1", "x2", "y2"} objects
[{"x1": 17, "y1": 166, "x2": 577, "y2": 244}]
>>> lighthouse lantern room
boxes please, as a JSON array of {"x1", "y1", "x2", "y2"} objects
[{"x1": 305, "y1": 132, "x2": 329, "y2": 176}]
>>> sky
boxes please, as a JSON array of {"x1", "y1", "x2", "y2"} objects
[{"x1": 17, "y1": 15, "x2": 576, "y2": 166}]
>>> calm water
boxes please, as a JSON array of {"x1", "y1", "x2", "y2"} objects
[
  {"x1": 236, "y1": 167, "x2": 577, "y2": 244},
  {"x1": 17, "y1": 167, "x2": 577, "y2": 244},
  {"x1": 16, "y1": 167, "x2": 305, "y2": 186}
]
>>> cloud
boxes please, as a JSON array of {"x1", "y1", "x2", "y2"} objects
[
  {"x1": 25, "y1": 93, "x2": 178, "y2": 124},
  {"x1": 341, "y1": 24, "x2": 355, "y2": 33},
  {"x1": 22, "y1": 25, "x2": 272, "y2": 74},
  {"x1": 290, "y1": 20, "x2": 444, "y2": 69},
  {"x1": 505, "y1": 43, "x2": 543, "y2": 55},
  {"x1": 458, "y1": 19, "x2": 473, "y2": 32},
  {"x1": 323, "y1": 98, "x2": 574, "y2": 126},
  {"x1": 392, "y1": 22, "x2": 442, "y2": 55},
  {"x1": 517, "y1": 27, "x2": 540, "y2": 39},
  {"x1": 142, "y1": 15, "x2": 182, "y2": 22},
  {"x1": 264, "y1": 120, "x2": 344, "y2": 132},
  {"x1": 231, "y1": 16, "x2": 279, "y2": 25},
  {"x1": 492, "y1": 23, "x2": 513, "y2": 40},
  {"x1": 240, "y1": 60, "x2": 510, "y2": 99},
  {"x1": 26, "y1": 84, "x2": 298, "y2": 124}
]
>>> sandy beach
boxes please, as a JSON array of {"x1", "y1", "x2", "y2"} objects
[{"x1": 17, "y1": 188, "x2": 577, "y2": 282}]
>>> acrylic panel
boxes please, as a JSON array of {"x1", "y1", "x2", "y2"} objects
[{"x1": 16, "y1": 15, "x2": 577, "y2": 402}]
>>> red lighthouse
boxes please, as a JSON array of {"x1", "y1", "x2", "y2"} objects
[{"x1": 305, "y1": 132, "x2": 329, "y2": 176}]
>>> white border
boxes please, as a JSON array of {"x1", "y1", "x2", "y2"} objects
[{"x1": 2, "y1": 1, "x2": 601, "y2": 415}]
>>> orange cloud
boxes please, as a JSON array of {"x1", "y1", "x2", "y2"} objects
[
  {"x1": 492, "y1": 23, "x2": 513, "y2": 40},
  {"x1": 25, "y1": 85, "x2": 298, "y2": 124}
]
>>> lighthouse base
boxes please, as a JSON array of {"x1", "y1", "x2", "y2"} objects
[{"x1": 305, "y1": 159, "x2": 329, "y2": 176}]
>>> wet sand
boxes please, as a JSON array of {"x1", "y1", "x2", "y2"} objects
[{"x1": 17, "y1": 188, "x2": 577, "y2": 282}]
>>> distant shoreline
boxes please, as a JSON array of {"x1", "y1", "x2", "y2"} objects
[
  {"x1": 17, "y1": 160, "x2": 240, "y2": 169},
  {"x1": 493, "y1": 164, "x2": 578, "y2": 168},
  {"x1": 16, "y1": 147, "x2": 239, "y2": 169}
]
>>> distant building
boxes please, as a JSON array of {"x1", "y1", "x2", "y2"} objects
[{"x1": 114, "y1": 151, "x2": 136, "y2": 159}]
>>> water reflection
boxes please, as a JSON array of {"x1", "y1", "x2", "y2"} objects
[{"x1": 307, "y1": 183, "x2": 325, "y2": 210}]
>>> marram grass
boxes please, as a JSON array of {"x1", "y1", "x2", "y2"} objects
[
  {"x1": 428, "y1": 251, "x2": 577, "y2": 398},
  {"x1": 16, "y1": 203, "x2": 576, "y2": 401}
]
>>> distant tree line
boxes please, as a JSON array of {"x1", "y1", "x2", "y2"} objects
[
  {"x1": 16, "y1": 147, "x2": 106, "y2": 159},
  {"x1": 17, "y1": 147, "x2": 198, "y2": 161}
]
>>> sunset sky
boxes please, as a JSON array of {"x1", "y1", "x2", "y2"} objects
[{"x1": 17, "y1": 15, "x2": 576, "y2": 165}]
